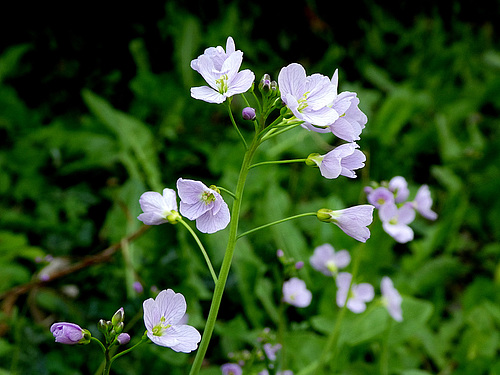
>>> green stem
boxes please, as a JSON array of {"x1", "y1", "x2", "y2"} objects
[
  {"x1": 189, "y1": 135, "x2": 260, "y2": 375},
  {"x1": 109, "y1": 333, "x2": 148, "y2": 366},
  {"x1": 248, "y1": 159, "x2": 307, "y2": 170},
  {"x1": 217, "y1": 186, "x2": 237, "y2": 200},
  {"x1": 380, "y1": 318, "x2": 393, "y2": 375},
  {"x1": 236, "y1": 212, "x2": 317, "y2": 240},
  {"x1": 178, "y1": 218, "x2": 218, "y2": 285},
  {"x1": 91, "y1": 337, "x2": 106, "y2": 354},
  {"x1": 261, "y1": 122, "x2": 303, "y2": 142},
  {"x1": 226, "y1": 101, "x2": 248, "y2": 150}
]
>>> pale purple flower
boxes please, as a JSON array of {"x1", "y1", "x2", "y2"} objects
[
  {"x1": 381, "y1": 276, "x2": 403, "y2": 322},
  {"x1": 221, "y1": 363, "x2": 243, "y2": 375},
  {"x1": 366, "y1": 187, "x2": 394, "y2": 209},
  {"x1": 388, "y1": 176, "x2": 410, "y2": 203},
  {"x1": 308, "y1": 142, "x2": 365, "y2": 179},
  {"x1": 336, "y1": 272, "x2": 374, "y2": 313},
  {"x1": 276, "y1": 249, "x2": 285, "y2": 258},
  {"x1": 242, "y1": 107, "x2": 256, "y2": 120},
  {"x1": 143, "y1": 289, "x2": 201, "y2": 353},
  {"x1": 302, "y1": 70, "x2": 367, "y2": 142},
  {"x1": 412, "y1": 185, "x2": 438, "y2": 220},
  {"x1": 263, "y1": 343, "x2": 282, "y2": 361},
  {"x1": 117, "y1": 333, "x2": 131, "y2": 345},
  {"x1": 309, "y1": 243, "x2": 350, "y2": 276},
  {"x1": 282, "y1": 277, "x2": 312, "y2": 308},
  {"x1": 191, "y1": 36, "x2": 236, "y2": 73},
  {"x1": 295, "y1": 261, "x2": 304, "y2": 270},
  {"x1": 50, "y1": 322, "x2": 86, "y2": 345},
  {"x1": 133, "y1": 281, "x2": 144, "y2": 294},
  {"x1": 190, "y1": 37, "x2": 254, "y2": 104},
  {"x1": 278, "y1": 63, "x2": 338, "y2": 126},
  {"x1": 177, "y1": 178, "x2": 230, "y2": 234},
  {"x1": 379, "y1": 202, "x2": 415, "y2": 243},
  {"x1": 317, "y1": 205, "x2": 374, "y2": 242},
  {"x1": 137, "y1": 188, "x2": 179, "y2": 225}
]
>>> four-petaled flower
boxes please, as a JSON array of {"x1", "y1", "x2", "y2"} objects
[
  {"x1": 317, "y1": 205, "x2": 374, "y2": 243},
  {"x1": 388, "y1": 176, "x2": 410, "y2": 203},
  {"x1": 137, "y1": 188, "x2": 180, "y2": 225},
  {"x1": 307, "y1": 142, "x2": 365, "y2": 179},
  {"x1": 221, "y1": 363, "x2": 243, "y2": 375},
  {"x1": 381, "y1": 276, "x2": 403, "y2": 322},
  {"x1": 282, "y1": 277, "x2": 312, "y2": 308},
  {"x1": 336, "y1": 272, "x2": 374, "y2": 313},
  {"x1": 177, "y1": 178, "x2": 230, "y2": 234},
  {"x1": 366, "y1": 187, "x2": 395, "y2": 209},
  {"x1": 379, "y1": 202, "x2": 416, "y2": 243},
  {"x1": 278, "y1": 63, "x2": 338, "y2": 126},
  {"x1": 191, "y1": 37, "x2": 255, "y2": 104},
  {"x1": 143, "y1": 289, "x2": 201, "y2": 353},
  {"x1": 310, "y1": 243, "x2": 351, "y2": 276}
]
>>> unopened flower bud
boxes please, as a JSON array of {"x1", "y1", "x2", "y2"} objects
[
  {"x1": 97, "y1": 319, "x2": 108, "y2": 334},
  {"x1": 305, "y1": 153, "x2": 321, "y2": 167},
  {"x1": 295, "y1": 261, "x2": 304, "y2": 270},
  {"x1": 277, "y1": 249, "x2": 284, "y2": 258},
  {"x1": 166, "y1": 210, "x2": 181, "y2": 224},
  {"x1": 316, "y1": 208, "x2": 334, "y2": 222},
  {"x1": 242, "y1": 107, "x2": 256, "y2": 121},
  {"x1": 133, "y1": 281, "x2": 144, "y2": 294},
  {"x1": 259, "y1": 73, "x2": 271, "y2": 92},
  {"x1": 50, "y1": 322, "x2": 91, "y2": 345},
  {"x1": 117, "y1": 333, "x2": 130, "y2": 345},
  {"x1": 114, "y1": 322, "x2": 124, "y2": 334},
  {"x1": 112, "y1": 307, "x2": 124, "y2": 327}
]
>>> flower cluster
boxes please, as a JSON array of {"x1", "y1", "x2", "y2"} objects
[{"x1": 365, "y1": 176, "x2": 438, "y2": 243}]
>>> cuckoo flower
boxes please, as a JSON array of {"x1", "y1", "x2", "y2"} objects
[
  {"x1": 388, "y1": 176, "x2": 410, "y2": 203},
  {"x1": 278, "y1": 63, "x2": 338, "y2": 126},
  {"x1": 143, "y1": 289, "x2": 201, "y2": 353},
  {"x1": 191, "y1": 39, "x2": 254, "y2": 104},
  {"x1": 137, "y1": 188, "x2": 180, "y2": 225},
  {"x1": 412, "y1": 184, "x2": 438, "y2": 220},
  {"x1": 366, "y1": 187, "x2": 395, "y2": 209},
  {"x1": 317, "y1": 205, "x2": 374, "y2": 242},
  {"x1": 177, "y1": 178, "x2": 230, "y2": 233},
  {"x1": 190, "y1": 36, "x2": 236, "y2": 73},
  {"x1": 379, "y1": 202, "x2": 415, "y2": 243},
  {"x1": 381, "y1": 276, "x2": 403, "y2": 322},
  {"x1": 50, "y1": 323, "x2": 90, "y2": 345},
  {"x1": 336, "y1": 272, "x2": 374, "y2": 313},
  {"x1": 307, "y1": 142, "x2": 365, "y2": 179},
  {"x1": 221, "y1": 363, "x2": 243, "y2": 375},
  {"x1": 309, "y1": 243, "x2": 350, "y2": 276},
  {"x1": 302, "y1": 69, "x2": 367, "y2": 142},
  {"x1": 282, "y1": 277, "x2": 312, "y2": 308}
]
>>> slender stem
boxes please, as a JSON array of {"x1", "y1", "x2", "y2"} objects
[
  {"x1": 217, "y1": 186, "x2": 237, "y2": 200},
  {"x1": 91, "y1": 337, "x2": 106, "y2": 354},
  {"x1": 226, "y1": 101, "x2": 248, "y2": 150},
  {"x1": 380, "y1": 318, "x2": 393, "y2": 375},
  {"x1": 178, "y1": 218, "x2": 218, "y2": 284},
  {"x1": 261, "y1": 122, "x2": 303, "y2": 142},
  {"x1": 189, "y1": 135, "x2": 260, "y2": 375},
  {"x1": 236, "y1": 212, "x2": 317, "y2": 240},
  {"x1": 110, "y1": 333, "x2": 148, "y2": 366},
  {"x1": 248, "y1": 159, "x2": 307, "y2": 170}
]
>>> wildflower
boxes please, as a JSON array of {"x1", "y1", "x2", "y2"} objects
[
  {"x1": 242, "y1": 107, "x2": 256, "y2": 120},
  {"x1": 278, "y1": 63, "x2": 338, "y2": 126},
  {"x1": 302, "y1": 69, "x2": 367, "y2": 142},
  {"x1": 388, "y1": 176, "x2": 410, "y2": 203},
  {"x1": 177, "y1": 178, "x2": 230, "y2": 233},
  {"x1": 137, "y1": 188, "x2": 180, "y2": 225},
  {"x1": 117, "y1": 333, "x2": 131, "y2": 345},
  {"x1": 309, "y1": 243, "x2": 350, "y2": 276},
  {"x1": 282, "y1": 277, "x2": 312, "y2": 308},
  {"x1": 316, "y1": 205, "x2": 374, "y2": 242},
  {"x1": 143, "y1": 289, "x2": 201, "y2": 353},
  {"x1": 50, "y1": 322, "x2": 91, "y2": 345},
  {"x1": 191, "y1": 36, "x2": 236, "y2": 72},
  {"x1": 336, "y1": 272, "x2": 374, "y2": 313},
  {"x1": 221, "y1": 363, "x2": 243, "y2": 375},
  {"x1": 133, "y1": 281, "x2": 144, "y2": 294},
  {"x1": 306, "y1": 142, "x2": 365, "y2": 179},
  {"x1": 379, "y1": 202, "x2": 415, "y2": 243},
  {"x1": 412, "y1": 184, "x2": 438, "y2": 220},
  {"x1": 190, "y1": 37, "x2": 254, "y2": 104},
  {"x1": 263, "y1": 343, "x2": 282, "y2": 361},
  {"x1": 366, "y1": 187, "x2": 394, "y2": 209},
  {"x1": 380, "y1": 276, "x2": 403, "y2": 322}
]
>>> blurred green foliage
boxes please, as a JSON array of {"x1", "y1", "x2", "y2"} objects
[{"x1": 1, "y1": 1, "x2": 500, "y2": 374}]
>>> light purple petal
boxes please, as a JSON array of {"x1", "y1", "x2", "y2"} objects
[
  {"x1": 334, "y1": 250, "x2": 351, "y2": 268},
  {"x1": 389, "y1": 176, "x2": 410, "y2": 203},
  {"x1": 354, "y1": 283, "x2": 375, "y2": 302},
  {"x1": 190, "y1": 86, "x2": 226, "y2": 104},
  {"x1": 195, "y1": 200, "x2": 230, "y2": 233},
  {"x1": 340, "y1": 149, "x2": 366, "y2": 178},
  {"x1": 166, "y1": 325, "x2": 202, "y2": 353},
  {"x1": 328, "y1": 117, "x2": 360, "y2": 142},
  {"x1": 378, "y1": 201, "x2": 398, "y2": 222},
  {"x1": 147, "y1": 331, "x2": 179, "y2": 348},
  {"x1": 278, "y1": 63, "x2": 307, "y2": 98},
  {"x1": 398, "y1": 203, "x2": 416, "y2": 225},
  {"x1": 283, "y1": 277, "x2": 312, "y2": 308},
  {"x1": 156, "y1": 289, "x2": 187, "y2": 325},
  {"x1": 226, "y1": 69, "x2": 255, "y2": 96},
  {"x1": 333, "y1": 205, "x2": 374, "y2": 242},
  {"x1": 319, "y1": 151, "x2": 342, "y2": 179},
  {"x1": 414, "y1": 185, "x2": 438, "y2": 220},
  {"x1": 301, "y1": 106, "x2": 339, "y2": 127},
  {"x1": 177, "y1": 178, "x2": 206, "y2": 203},
  {"x1": 137, "y1": 212, "x2": 168, "y2": 226},
  {"x1": 225, "y1": 36, "x2": 236, "y2": 55},
  {"x1": 381, "y1": 276, "x2": 403, "y2": 321},
  {"x1": 143, "y1": 298, "x2": 160, "y2": 332},
  {"x1": 382, "y1": 222, "x2": 414, "y2": 243}
]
